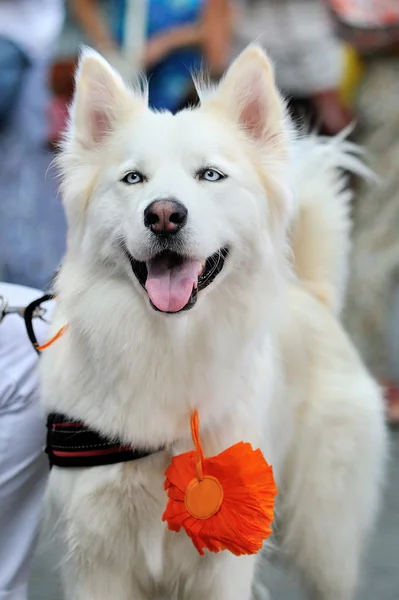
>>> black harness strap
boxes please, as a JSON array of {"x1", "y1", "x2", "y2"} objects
[
  {"x1": 24, "y1": 293, "x2": 54, "y2": 354},
  {"x1": 46, "y1": 413, "x2": 159, "y2": 468}
]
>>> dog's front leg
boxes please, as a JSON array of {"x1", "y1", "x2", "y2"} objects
[
  {"x1": 183, "y1": 553, "x2": 257, "y2": 600},
  {"x1": 62, "y1": 562, "x2": 149, "y2": 600},
  {"x1": 275, "y1": 376, "x2": 386, "y2": 600}
]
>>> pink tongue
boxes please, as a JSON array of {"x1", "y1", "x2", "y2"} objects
[{"x1": 145, "y1": 255, "x2": 199, "y2": 313}]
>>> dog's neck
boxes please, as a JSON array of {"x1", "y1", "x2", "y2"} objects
[{"x1": 45, "y1": 259, "x2": 282, "y2": 450}]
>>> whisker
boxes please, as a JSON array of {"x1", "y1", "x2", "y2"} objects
[{"x1": 200, "y1": 250, "x2": 223, "y2": 285}]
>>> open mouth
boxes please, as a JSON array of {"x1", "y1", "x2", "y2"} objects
[{"x1": 124, "y1": 247, "x2": 229, "y2": 313}]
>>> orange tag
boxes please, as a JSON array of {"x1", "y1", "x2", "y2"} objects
[
  {"x1": 185, "y1": 476, "x2": 224, "y2": 519},
  {"x1": 162, "y1": 410, "x2": 278, "y2": 556}
]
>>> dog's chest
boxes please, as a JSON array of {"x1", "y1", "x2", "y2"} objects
[
  {"x1": 54, "y1": 453, "x2": 203, "y2": 589},
  {"x1": 46, "y1": 330, "x2": 261, "y2": 449}
]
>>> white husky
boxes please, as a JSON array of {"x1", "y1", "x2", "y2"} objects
[{"x1": 40, "y1": 45, "x2": 387, "y2": 600}]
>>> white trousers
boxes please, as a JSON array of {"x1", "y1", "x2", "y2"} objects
[
  {"x1": 0, "y1": 283, "x2": 49, "y2": 600},
  {"x1": 0, "y1": 398, "x2": 48, "y2": 600}
]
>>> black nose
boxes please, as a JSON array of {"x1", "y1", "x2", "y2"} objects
[{"x1": 144, "y1": 199, "x2": 188, "y2": 235}]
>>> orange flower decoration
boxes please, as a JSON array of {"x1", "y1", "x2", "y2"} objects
[{"x1": 162, "y1": 410, "x2": 278, "y2": 556}]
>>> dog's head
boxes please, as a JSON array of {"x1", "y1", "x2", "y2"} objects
[{"x1": 60, "y1": 45, "x2": 293, "y2": 315}]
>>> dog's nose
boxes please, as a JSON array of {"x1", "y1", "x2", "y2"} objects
[{"x1": 144, "y1": 199, "x2": 188, "y2": 234}]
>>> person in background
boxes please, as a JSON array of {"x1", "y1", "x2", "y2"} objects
[
  {"x1": 0, "y1": 283, "x2": 52, "y2": 600},
  {"x1": 234, "y1": 0, "x2": 353, "y2": 136},
  {"x1": 0, "y1": 0, "x2": 66, "y2": 289},
  {"x1": 70, "y1": 0, "x2": 235, "y2": 113},
  {"x1": 0, "y1": 0, "x2": 65, "y2": 142}
]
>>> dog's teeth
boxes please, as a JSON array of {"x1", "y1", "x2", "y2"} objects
[{"x1": 198, "y1": 261, "x2": 205, "y2": 275}]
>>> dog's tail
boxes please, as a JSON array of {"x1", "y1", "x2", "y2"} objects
[{"x1": 289, "y1": 131, "x2": 371, "y2": 315}]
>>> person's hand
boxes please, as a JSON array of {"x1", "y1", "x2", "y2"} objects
[
  {"x1": 312, "y1": 90, "x2": 355, "y2": 137},
  {"x1": 142, "y1": 33, "x2": 175, "y2": 69},
  {"x1": 142, "y1": 24, "x2": 203, "y2": 70}
]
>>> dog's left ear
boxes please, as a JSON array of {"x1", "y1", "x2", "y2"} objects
[{"x1": 207, "y1": 45, "x2": 286, "y2": 146}]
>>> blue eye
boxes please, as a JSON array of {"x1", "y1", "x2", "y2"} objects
[
  {"x1": 199, "y1": 168, "x2": 226, "y2": 182},
  {"x1": 122, "y1": 171, "x2": 144, "y2": 185}
]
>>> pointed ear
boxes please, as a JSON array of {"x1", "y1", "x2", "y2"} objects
[
  {"x1": 206, "y1": 45, "x2": 286, "y2": 145},
  {"x1": 69, "y1": 48, "x2": 142, "y2": 148}
]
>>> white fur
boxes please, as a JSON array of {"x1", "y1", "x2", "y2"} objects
[{"x1": 41, "y1": 46, "x2": 387, "y2": 600}]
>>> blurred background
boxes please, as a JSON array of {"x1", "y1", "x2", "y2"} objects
[{"x1": 0, "y1": 1, "x2": 398, "y2": 599}]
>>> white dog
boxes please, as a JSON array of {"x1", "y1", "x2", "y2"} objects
[{"x1": 40, "y1": 45, "x2": 387, "y2": 600}]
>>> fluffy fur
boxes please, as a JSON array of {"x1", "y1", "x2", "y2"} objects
[{"x1": 41, "y1": 46, "x2": 387, "y2": 600}]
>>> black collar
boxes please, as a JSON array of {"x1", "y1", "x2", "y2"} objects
[{"x1": 46, "y1": 413, "x2": 160, "y2": 468}]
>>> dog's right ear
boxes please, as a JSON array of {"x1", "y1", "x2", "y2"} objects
[{"x1": 69, "y1": 48, "x2": 142, "y2": 148}]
